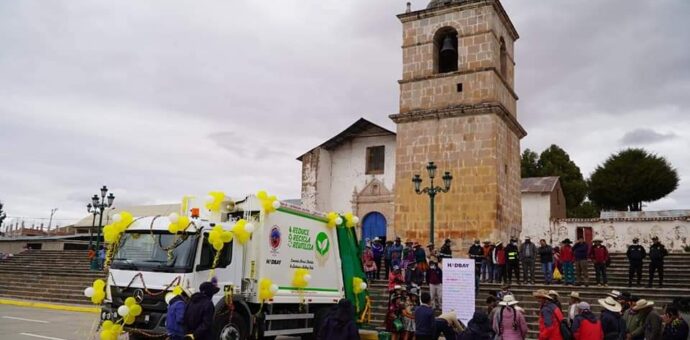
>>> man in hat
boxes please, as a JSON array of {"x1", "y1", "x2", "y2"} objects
[
  {"x1": 519, "y1": 236, "x2": 537, "y2": 285},
  {"x1": 560, "y1": 239, "x2": 575, "y2": 285},
  {"x1": 533, "y1": 289, "x2": 564, "y2": 340},
  {"x1": 548, "y1": 290, "x2": 562, "y2": 309},
  {"x1": 481, "y1": 240, "x2": 495, "y2": 283},
  {"x1": 468, "y1": 239, "x2": 484, "y2": 289},
  {"x1": 439, "y1": 238, "x2": 453, "y2": 259},
  {"x1": 598, "y1": 296, "x2": 625, "y2": 340},
  {"x1": 492, "y1": 241, "x2": 506, "y2": 283},
  {"x1": 538, "y1": 239, "x2": 554, "y2": 286},
  {"x1": 371, "y1": 237, "x2": 384, "y2": 280},
  {"x1": 184, "y1": 282, "x2": 219, "y2": 340},
  {"x1": 427, "y1": 259, "x2": 443, "y2": 310},
  {"x1": 426, "y1": 242, "x2": 439, "y2": 260},
  {"x1": 626, "y1": 237, "x2": 646, "y2": 287},
  {"x1": 505, "y1": 238, "x2": 521, "y2": 285},
  {"x1": 589, "y1": 239, "x2": 610, "y2": 287},
  {"x1": 572, "y1": 302, "x2": 603, "y2": 340},
  {"x1": 573, "y1": 237, "x2": 590, "y2": 287},
  {"x1": 624, "y1": 299, "x2": 662, "y2": 340},
  {"x1": 647, "y1": 236, "x2": 668, "y2": 288},
  {"x1": 568, "y1": 292, "x2": 581, "y2": 325}
]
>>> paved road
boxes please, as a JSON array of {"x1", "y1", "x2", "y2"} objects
[{"x1": 0, "y1": 304, "x2": 300, "y2": 340}]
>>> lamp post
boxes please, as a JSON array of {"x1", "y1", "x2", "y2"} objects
[
  {"x1": 412, "y1": 161, "x2": 453, "y2": 245},
  {"x1": 90, "y1": 185, "x2": 115, "y2": 270},
  {"x1": 87, "y1": 203, "x2": 99, "y2": 249}
]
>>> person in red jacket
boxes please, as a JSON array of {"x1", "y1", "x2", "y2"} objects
[
  {"x1": 533, "y1": 289, "x2": 564, "y2": 340},
  {"x1": 572, "y1": 302, "x2": 603, "y2": 340},
  {"x1": 560, "y1": 239, "x2": 575, "y2": 285},
  {"x1": 589, "y1": 239, "x2": 610, "y2": 287},
  {"x1": 492, "y1": 242, "x2": 507, "y2": 284}
]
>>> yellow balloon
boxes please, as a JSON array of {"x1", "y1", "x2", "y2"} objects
[
  {"x1": 168, "y1": 224, "x2": 178, "y2": 234},
  {"x1": 353, "y1": 277, "x2": 364, "y2": 294},
  {"x1": 172, "y1": 285, "x2": 183, "y2": 296},
  {"x1": 124, "y1": 297, "x2": 136, "y2": 307},
  {"x1": 124, "y1": 314, "x2": 136, "y2": 325},
  {"x1": 221, "y1": 231, "x2": 233, "y2": 243},
  {"x1": 257, "y1": 190, "x2": 268, "y2": 200},
  {"x1": 92, "y1": 291, "x2": 105, "y2": 304},
  {"x1": 130, "y1": 304, "x2": 142, "y2": 316},
  {"x1": 213, "y1": 240, "x2": 224, "y2": 251},
  {"x1": 94, "y1": 279, "x2": 106, "y2": 289}
]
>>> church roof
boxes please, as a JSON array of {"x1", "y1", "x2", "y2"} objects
[
  {"x1": 297, "y1": 118, "x2": 395, "y2": 161},
  {"x1": 521, "y1": 176, "x2": 560, "y2": 193},
  {"x1": 427, "y1": 0, "x2": 474, "y2": 9}
]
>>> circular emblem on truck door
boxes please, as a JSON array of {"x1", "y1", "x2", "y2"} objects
[
  {"x1": 315, "y1": 232, "x2": 330, "y2": 256},
  {"x1": 269, "y1": 226, "x2": 281, "y2": 250}
]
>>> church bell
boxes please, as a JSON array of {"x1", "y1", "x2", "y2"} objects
[{"x1": 440, "y1": 36, "x2": 457, "y2": 59}]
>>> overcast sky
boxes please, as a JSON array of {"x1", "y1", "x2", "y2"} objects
[{"x1": 1, "y1": 0, "x2": 689, "y2": 226}]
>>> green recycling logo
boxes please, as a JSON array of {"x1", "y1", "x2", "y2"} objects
[{"x1": 315, "y1": 232, "x2": 330, "y2": 256}]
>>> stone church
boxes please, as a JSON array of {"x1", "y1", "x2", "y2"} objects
[{"x1": 298, "y1": 0, "x2": 526, "y2": 247}]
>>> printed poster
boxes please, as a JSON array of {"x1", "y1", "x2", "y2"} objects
[{"x1": 442, "y1": 258, "x2": 475, "y2": 325}]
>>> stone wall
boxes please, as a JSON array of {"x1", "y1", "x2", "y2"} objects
[
  {"x1": 393, "y1": 113, "x2": 521, "y2": 246},
  {"x1": 542, "y1": 218, "x2": 690, "y2": 253}
]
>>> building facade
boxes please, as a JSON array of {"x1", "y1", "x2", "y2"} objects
[{"x1": 520, "y1": 177, "x2": 566, "y2": 243}]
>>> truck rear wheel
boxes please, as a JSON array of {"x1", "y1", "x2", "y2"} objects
[{"x1": 216, "y1": 313, "x2": 248, "y2": 340}]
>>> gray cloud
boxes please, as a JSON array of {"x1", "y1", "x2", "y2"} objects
[
  {"x1": 0, "y1": 0, "x2": 688, "y2": 224},
  {"x1": 620, "y1": 128, "x2": 678, "y2": 146}
]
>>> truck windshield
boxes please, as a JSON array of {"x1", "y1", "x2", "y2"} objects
[{"x1": 111, "y1": 231, "x2": 198, "y2": 273}]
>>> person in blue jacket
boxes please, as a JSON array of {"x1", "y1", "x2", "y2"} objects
[
  {"x1": 166, "y1": 289, "x2": 190, "y2": 340},
  {"x1": 572, "y1": 237, "x2": 590, "y2": 287}
]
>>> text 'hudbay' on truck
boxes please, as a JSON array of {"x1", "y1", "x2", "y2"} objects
[{"x1": 101, "y1": 194, "x2": 369, "y2": 339}]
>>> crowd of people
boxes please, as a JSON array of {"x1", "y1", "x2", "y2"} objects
[{"x1": 464, "y1": 235, "x2": 670, "y2": 288}]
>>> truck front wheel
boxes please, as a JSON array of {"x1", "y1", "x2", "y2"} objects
[{"x1": 215, "y1": 313, "x2": 248, "y2": 340}]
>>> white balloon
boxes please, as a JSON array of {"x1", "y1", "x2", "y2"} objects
[
  {"x1": 303, "y1": 274, "x2": 312, "y2": 283},
  {"x1": 168, "y1": 213, "x2": 179, "y2": 223},
  {"x1": 244, "y1": 223, "x2": 255, "y2": 233},
  {"x1": 165, "y1": 293, "x2": 174, "y2": 304},
  {"x1": 272, "y1": 200, "x2": 281, "y2": 209},
  {"x1": 335, "y1": 217, "x2": 343, "y2": 225},
  {"x1": 352, "y1": 216, "x2": 360, "y2": 224},
  {"x1": 360, "y1": 282, "x2": 368, "y2": 290},
  {"x1": 269, "y1": 284, "x2": 279, "y2": 294},
  {"x1": 112, "y1": 214, "x2": 122, "y2": 222},
  {"x1": 84, "y1": 287, "x2": 94, "y2": 298},
  {"x1": 117, "y1": 305, "x2": 130, "y2": 317}
]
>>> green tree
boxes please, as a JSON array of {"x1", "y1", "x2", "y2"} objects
[
  {"x1": 521, "y1": 145, "x2": 593, "y2": 217},
  {"x1": 589, "y1": 148, "x2": 679, "y2": 211},
  {"x1": 521, "y1": 149, "x2": 540, "y2": 178},
  {"x1": 568, "y1": 201, "x2": 600, "y2": 218}
]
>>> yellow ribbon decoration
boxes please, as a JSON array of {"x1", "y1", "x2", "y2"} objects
[
  {"x1": 205, "y1": 191, "x2": 225, "y2": 212},
  {"x1": 99, "y1": 320, "x2": 123, "y2": 340},
  {"x1": 326, "y1": 212, "x2": 340, "y2": 228},
  {"x1": 344, "y1": 212, "x2": 359, "y2": 228}
]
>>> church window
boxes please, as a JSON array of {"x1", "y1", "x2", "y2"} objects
[
  {"x1": 434, "y1": 27, "x2": 458, "y2": 74},
  {"x1": 500, "y1": 37, "x2": 508, "y2": 78},
  {"x1": 366, "y1": 146, "x2": 385, "y2": 175}
]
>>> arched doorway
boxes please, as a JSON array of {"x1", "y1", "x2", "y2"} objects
[{"x1": 362, "y1": 212, "x2": 387, "y2": 243}]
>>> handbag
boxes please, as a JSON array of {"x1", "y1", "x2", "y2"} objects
[{"x1": 553, "y1": 267, "x2": 562, "y2": 280}]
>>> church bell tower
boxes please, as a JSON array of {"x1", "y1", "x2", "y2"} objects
[{"x1": 390, "y1": 0, "x2": 526, "y2": 245}]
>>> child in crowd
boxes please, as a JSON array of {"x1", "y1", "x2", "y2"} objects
[{"x1": 364, "y1": 257, "x2": 377, "y2": 282}]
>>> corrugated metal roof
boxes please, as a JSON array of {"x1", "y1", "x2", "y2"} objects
[{"x1": 521, "y1": 177, "x2": 560, "y2": 193}]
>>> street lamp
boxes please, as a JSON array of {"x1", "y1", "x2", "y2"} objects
[
  {"x1": 412, "y1": 162, "x2": 453, "y2": 245},
  {"x1": 87, "y1": 203, "x2": 98, "y2": 249},
  {"x1": 89, "y1": 185, "x2": 114, "y2": 270}
]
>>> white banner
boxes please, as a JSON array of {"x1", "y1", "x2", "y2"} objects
[{"x1": 442, "y1": 258, "x2": 475, "y2": 325}]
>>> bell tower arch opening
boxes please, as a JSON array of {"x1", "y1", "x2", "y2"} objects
[{"x1": 434, "y1": 27, "x2": 458, "y2": 74}]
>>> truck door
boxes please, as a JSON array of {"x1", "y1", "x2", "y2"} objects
[{"x1": 193, "y1": 233, "x2": 241, "y2": 298}]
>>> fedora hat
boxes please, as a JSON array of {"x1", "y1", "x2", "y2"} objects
[
  {"x1": 562, "y1": 238, "x2": 572, "y2": 244},
  {"x1": 495, "y1": 241, "x2": 503, "y2": 246},
  {"x1": 598, "y1": 297, "x2": 623, "y2": 313},
  {"x1": 532, "y1": 289, "x2": 552, "y2": 300},
  {"x1": 570, "y1": 291, "x2": 580, "y2": 299},
  {"x1": 607, "y1": 290, "x2": 622, "y2": 299},
  {"x1": 548, "y1": 290, "x2": 560, "y2": 298},
  {"x1": 499, "y1": 294, "x2": 520, "y2": 306},
  {"x1": 632, "y1": 299, "x2": 655, "y2": 311}
]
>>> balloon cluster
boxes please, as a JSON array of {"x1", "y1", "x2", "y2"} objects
[
  {"x1": 99, "y1": 320, "x2": 123, "y2": 340},
  {"x1": 352, "y1": 277, "x2": 368, "y2": 294},
  {"x1": 257, "y1": 190, "x2": 280, "y2": 214},
  {"x1": 326, "y1": 212, "x2": 343, "y2": 228},
  {"x1": 208, "y1": 224, "x2": 233, "y2": 251},
  {"x1": 292, "y1": 268, "x2": 311, "y2": 289},
  {"x1": 118, "y1": 297, "x2": 142, "y2": 325},
  {"x1": 205, "y1": 191, "x2": 225, "y2": 212},
  {"x1": 167, "y1": 213, "x2": 191, "y2": 234},
  {"x1": 344, "y1": 212, "x2": 360, "y2": 228},
  {"x1": 84, "y1": 279, "x2": 107, "y2": 305},
  {"x1": 232, "y1": 219, "x2": 255, "y2": 244},
  {"x1": 103, "y1": 211, "x2": 134, "y2": 243},
  {"x1": 258, "y1": 278, "x2": 279, "y2": 302}
]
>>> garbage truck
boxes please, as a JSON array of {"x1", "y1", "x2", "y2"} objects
[{"x1": 100, "y1": 194, "x2": 369, "y2": 339}]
